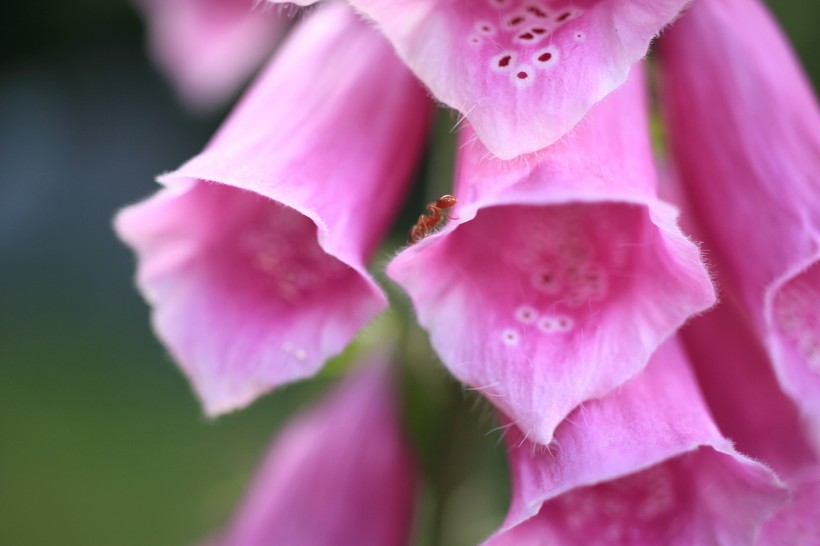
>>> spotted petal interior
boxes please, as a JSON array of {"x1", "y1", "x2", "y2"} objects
[{"x1": 344, "y1": 0, "x2": 690, "y2": 158}]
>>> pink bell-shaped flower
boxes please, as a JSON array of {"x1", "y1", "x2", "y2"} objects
[
  {"x1": 211, "y1": 360, "x2": 418, "y2": 546},
  {"x1": 116, "y1": 2, "x2": 432, "y2": 415},
  {"x1": 388, "y1": 64, "x2": 714, "y2": 446}
]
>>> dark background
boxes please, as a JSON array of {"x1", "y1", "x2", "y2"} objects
[{"x1": 1, "y1": 1, "x2": 817, "y2": 545}]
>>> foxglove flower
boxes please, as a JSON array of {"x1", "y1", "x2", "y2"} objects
[
  {"x1": 115, "y1": 0, "x2": 820, "y2": 542},
  {"x1": 115, "y1": 2, "x2": 431, "y2": 415},
  {"x1": 388, "y1": 65, "x2": 714, "y2": 445},
  {"x1": 212, "y1": 360, "x2": 417, "y2": 546},
  {"x1": 483, "y1": 338, "x2": 786, "y2": 545},
  {"x1": 270, "y1": 0, "x2": 692, "y2": 158},
  {"x1": 658, "y1": 0, "x2": 820, "y2": 429},
  {"x1": 683, "y1": 298, "x2": 820, "y2": 546},
  {"x1": 135, "y1": 0, "x2": 285, "y2": 109}
]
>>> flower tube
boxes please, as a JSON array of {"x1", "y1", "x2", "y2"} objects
[
  {"x1": 483, "y1": 338, "x2": 786, "y2": 545},
  {"x1": 212, "y1": 360, "x2": 417, "y2": 546},
  {"x1": 658, "y1": 0, "x2": 820, "y2": 429},
  {"x1": 388, "y1": 65, "x2": 714, "y2": 445},
  {"x1": 116, "y1": 2, "x2": 431, "y2": 415}
]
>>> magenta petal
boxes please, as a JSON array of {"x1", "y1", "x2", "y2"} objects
[
  {"x1": 682, "y1": 301, "x2": 820, "y2": 545},
  {"x1": 135, "y1": 0, "x2": 284, "y2": 109},
  {"x1": 115, "y1": 2, "x2": 431, "y2": 414},
  {"x1": 388, "y1": 67, "x2": 714, "y2": 445},
  {"x1": 770, "y1": 263, "x2": 820, "y2": 427},
  {"x1": 324, "y1": 0, "x2": 689, "y2": 158},
  {"x1": 682, "y1": 299, "x2": 817, "y2": 480},
  {"x1": 658, "y1": 0, "x2": 820, "y2": 427},
  {"x1": 214, "y1": 361, "x2": 417, "y2": 546},
  {"x1": 483, "y1": 339, "x2": 786, "y2": 545},
  {"x1": 758, "y1": 471, "x2": 820, "y2": 546}
]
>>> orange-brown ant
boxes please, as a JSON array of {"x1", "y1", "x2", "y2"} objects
[{"x1": 408, "y1": 195, "x2": 457, "y2": 244}]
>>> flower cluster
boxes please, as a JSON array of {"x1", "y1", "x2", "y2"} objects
[{"x1": 118, "y1": 0, "x2": 820, "y2": 543}]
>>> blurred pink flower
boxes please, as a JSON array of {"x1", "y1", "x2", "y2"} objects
[
  {"x1": 116, "y1": 2, "x2": 431, "y2": 414},
  {"x1": 135, "y1": 0, "x2": 285, "y2": 109},
  {"x1": 211, "y1": 359, "x2": 417, "y2": 546}
]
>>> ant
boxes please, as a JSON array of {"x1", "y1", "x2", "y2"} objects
[{"x1": 408, "y1": 195, "x2": 457, "y2": 244}]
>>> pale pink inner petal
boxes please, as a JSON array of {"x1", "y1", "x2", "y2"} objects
[
  {"x1": 773, "y1": 262, "x2": 820, "y2": 376},
  {"x1": 140, "y1": 0, "x2": 283, "y2": 109},
  {"x1": 491, "y1": 448, "x2": 782, "y2": 545},
  {"x1": 187, "y1": 185, "x2": 354, "y2": 309},
  {"x1": 770, "y1": 261, "x2": 820, "y2": 418},
  {"x1": 445, "y1": 0, "x2": 603, "y2": 68},
  {"x1": 122, "y1": 181, "x2": 381, "y2": 414},
  {"x1": 393, "y1": 201, "x2": 710, "y2": 445},
  {"x1": 759, "y1": 472, "x2": 820, "y2": 546},
  {"x1": 455, "y1": 204, "x2": 652, "y2": 333},
  {"x1": 345, "y1": 0, "x2": 688, "y2": 158}
]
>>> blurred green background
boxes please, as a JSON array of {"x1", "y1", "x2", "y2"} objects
[{"x1": 0, "y1": 1, "x2": 817, "y2": 545}]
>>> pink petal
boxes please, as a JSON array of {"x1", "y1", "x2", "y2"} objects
[
  {"x1": 115, "y1": 2, "x2": 431, "y2": 415},
  {"x1": 682, "y1": 298, "x2": 818, "y2": 480},
  {"x1": 658, "y1": 0, "x2": 820, "y2": 428},
  {"x1": 682, "y1": 299, "x2": 820, "y2": 546},
  {"x1": 484, "y1": 339, "x2": 786, "y2": 545},
  {"x1": 214, "y1": 360, "x2": 417, "y2": 546},
  {"x1": 135, "y1": 0, "x2": 285, "y2": 109},
  {"x1": 758, "y1": 471, "x2": 820, "y2": 546},
  {"x1": 309, "y1": 0, "x2": 689, "y2": 158},
  {"x1": 387, "y1": 66, "x2": 714, "y2": 445}
]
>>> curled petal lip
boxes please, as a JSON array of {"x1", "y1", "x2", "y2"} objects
[{"x1": 482, "y1": 339, "x2": 786, "y2": 545}]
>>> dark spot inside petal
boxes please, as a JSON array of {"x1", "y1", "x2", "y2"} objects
[
  {"x1": 557, "y1": 12, "x2": 571, "y2": 22},
  {"x1": 509, "y1": 16, "x2": 525, "y2": 25},
  {"x1": 519, "y1": 32, "x2": 534, "y2": 40},
  {"x1": 532, "y1": 27, "x2": 547, "y2": 35},
  {"x1": 517, "y1": 71, "x2": 529, "y2": 79},
  {"x1": 527, "y1": 6, "x2": 547, "y2": 17},
  {"x1": 498, "y1": 55, "x2": 512, "y2": 67},
  {"x1": 538, "y1": 52, "x2": 552, "y2": 62}
]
